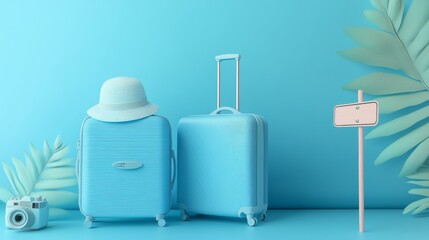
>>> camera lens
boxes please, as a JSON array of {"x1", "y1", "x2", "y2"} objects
[
  {"x1": 9, "y1": 209, "x2": 34, "y2": 229},
  {"x1": 14, "y1": 214, "x2": 23, "y2": 223},
  {"x1": 11, "y1": 210, "x2": 27, "y2": 227}
]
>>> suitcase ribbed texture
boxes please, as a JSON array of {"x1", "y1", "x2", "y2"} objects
[
  {"x1": 177, "y1": 112, "x2": 267, "y2": 219},
  {"x1": 79, "y1": 116, "x2": 171, "y2": 218}
]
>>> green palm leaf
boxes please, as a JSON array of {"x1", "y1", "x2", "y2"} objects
[
  {"x1": 373, "y1": 92, "x2": 429, "y2": 114},
  {"x1": 0, "y1": 187, "x2": 13, "y2": 203},
  {"x1": 403, "y1": 167, "x2": 429, "y2": 214},
  {"x1": 0, "y1": 136, "x2": 77, "y2": 218},
  {"x1": 408, "y1": 165, "x2": 429, "y2": 180},
  {"x1": 339, "y1": 0, "x2": 429, "y2": 214},
  {"x1": 343, "y1": 72, "x2": 425, "y2": 95},
  {"x1": 374, "y1": 123, "x2": 429, "y2": 165},
  {"x1": 403, "y1": 198, "x2": 429, "y2": 214},
  {"x1": 400, "y1": 138, "x2": 429, "y2": 176},
  {"x1": 407, "y1": 181, "x2": 429, "y2": 187},
  {"x1": 366, "y1": 106, "x2": 429, "y2": 139}
]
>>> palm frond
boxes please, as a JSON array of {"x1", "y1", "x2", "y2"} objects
[
  {"x1": 366, "y1": 106, "x2": 429, "y2": 139},
  {"x1": 343, "y1": 72, "x2": 425, "y2": 95},
  {"x1": 339, "y1": 0, "x2": 429, "y2": 214},
  {"x1": 408, "y1": 165, "x2": 429, "y2": 179},
  {"x1": 0, "y1": 188, "x2": 13, "y2": 203},
  {"x1": 403, "y1": 166, "x2": 429, "y2": 214},
  {"x1": 403, "y1": 197, "x2": 429, "y2": 214},
  {"x1": 407, "y1": 180, "x2": 429, "y2": 187},
  {"x1": 0, "y1": 136, "x2": 77, "y2": 218},
  {"x1": 400, "y1": 139, "x2": 429, "y2": 176},
  {"x1": 374, "y1": 122, "x2": 429, "y2": 165}
]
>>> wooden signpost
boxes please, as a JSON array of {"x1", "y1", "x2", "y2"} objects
[{"x1": 333, "y1": 90, "x2": 379, "y2": 233}]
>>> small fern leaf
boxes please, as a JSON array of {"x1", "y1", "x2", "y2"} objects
[
  {"x1": 30, "y1": 144, "x2": 44, "y2": 173},
  {"x1": 35, "y1": 178, "x2": 77, "y2": 190},
  {"x1": 2, "y1": 163, "x2": 25, "y2": 196},
  {"x1": 375, "y1": 122, "x2": 429, "y2": 165},
  {"x1": 407, "y1": 181, "x2": 429, "y2": 187},
  {"x1": 367, "y1": 105, "x2": 429, "y2": 139},
  {"x1": 343, "y1": 72, "x2": 424, "y2": 95},
  {"x1": 24, "y1": 153, "x2": 38, "y2": 184},
  {"x1": 0, "y1": 187, "x2": 13, "y2": 203},
  {"x1": 403, "y1": 197, "x2": 429, "y2": 214},
  {"x1": 11, "y1": 157, "x2": 31, "y2": 194},
  {"x1": 46, "y1": 158, "x2": 75, "y2": 168},
  {"x1": 54, "y1": 136, "x2": 63, "y2": 151},
  {"x1": 44, "y1": 139, "x2": 52, "y2": 160},
  {"x1": 40, "y1": 167, "x2": 75, "y2": 179},
  {"x1": 400, "y1": 138, "x2": 429, "y2": 176},
  {"x1": 2, "y1": 137, "x2": 78, "y2": 215},
  {"x1": 49, "y1": 146, "x2": 69, "y2": 162}
]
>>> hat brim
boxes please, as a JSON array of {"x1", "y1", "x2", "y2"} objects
[{"x1": 87, "y1": 103, "x2": 159, "y2": 122}]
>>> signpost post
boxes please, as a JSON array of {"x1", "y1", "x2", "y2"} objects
[{"x1": 333, "y1": 90, "x2": 379, "y2": 233}]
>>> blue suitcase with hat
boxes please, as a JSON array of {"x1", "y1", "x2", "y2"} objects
[
  {"x1": 177, "y1": 54, "x2": 268, "y2": 226},
  {"x1": 76, "y1": 77, "x2": 175, "y2": 228}
]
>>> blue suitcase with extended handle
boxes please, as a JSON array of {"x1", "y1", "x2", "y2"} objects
[{"x1": 177, "y1": 54, "x2": 268, "y2": 226}]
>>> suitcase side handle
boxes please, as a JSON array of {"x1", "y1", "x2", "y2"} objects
[
  {"x1": 169, "y1": 150, "x2": 177, "y2": 208},
  {"x1": 170, "y1": 150, "x2": 176, "y2": 190},
  {"x1": 112, "y1": 161, "x2": 143, "y2": 170},
  {"x1": 215, "y1": 53, "x2": 241, "y2": 111},
  {"x1": 210, "y1": 106, "x2": 240, "y2": 115}
]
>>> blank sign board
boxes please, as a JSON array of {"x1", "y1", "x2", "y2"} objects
[{"x1": 334, "y1": 101, "x2": 379, "y2": 127}]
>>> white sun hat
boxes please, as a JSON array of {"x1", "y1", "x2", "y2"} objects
[{"x1": 87, "y1": 77, "x2": 159, "y2": 122}]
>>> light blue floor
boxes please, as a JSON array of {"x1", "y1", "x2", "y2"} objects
[{"x1": 0, "y1": 209, "x2": 426, "y2": 240}]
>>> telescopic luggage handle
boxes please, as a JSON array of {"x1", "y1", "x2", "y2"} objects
[{"x1": 215, "y1": 54, "x2": 241, "y2": 111}]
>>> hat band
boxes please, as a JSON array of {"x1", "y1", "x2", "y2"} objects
[{"x1": 100, "y1": 100, "x2": 148, "y2": 111}]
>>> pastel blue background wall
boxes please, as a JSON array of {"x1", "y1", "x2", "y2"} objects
[{"x1": 0, "y1": 0, "x2": 418, "y2": 209}]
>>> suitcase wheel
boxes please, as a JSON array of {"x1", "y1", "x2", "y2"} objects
[
  {"x1": 84, "y1": 216, "x2": 94, "y2": 229},
  {"x1": 156, "y1": 215, "x2": 166, "y2": 227},
  {"x1": 261, "y1": 213, "x2": 267, "y2": 221},
  {"x1": 180, "y1": 210, "x2": 189, "y2": 221},
  {"x1": 247, "y1": 216, "x2": 257, "y2": 227},
  {"x1": 157, "y1": 219, "x2": 166, "y2": 227}
]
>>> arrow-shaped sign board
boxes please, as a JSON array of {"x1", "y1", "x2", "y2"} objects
[
  {"x1": 334, "y1": 101, "x2": 379, "y2": 127},
  {"x1": 333, "y1": 91, "x2": 379, "y2": 233}
]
